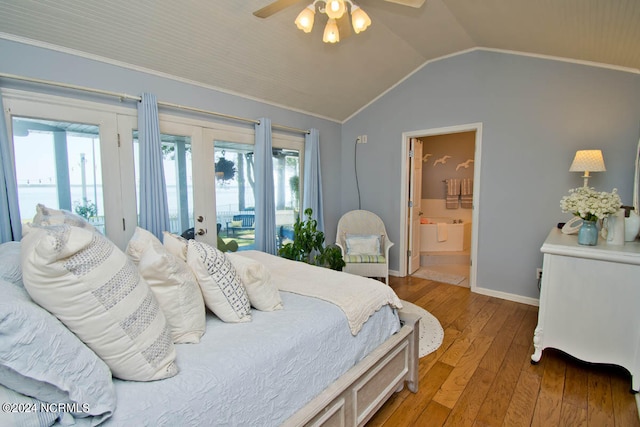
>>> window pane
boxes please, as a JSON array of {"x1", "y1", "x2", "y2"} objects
[
  {"x1": 133, "y1": 132, "x2": 193, "y2": 235},
  {"x1": 215, "y1": 141, "x2": 255, "y2": 250},
  {"x1": 273, "y1": 148, "x2": 299, "y2": 248},
  {"x1": 12, "y1": 117, "x2": 105, "y2": 233}
]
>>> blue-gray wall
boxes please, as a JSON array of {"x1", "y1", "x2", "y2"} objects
[
  {"x1": 0, "y1": 38, "x2": 343, "y2": 242},
  {"x1": 342, "y1": 50, "x2": 640, "y2": 300},
  {"x1": 3, "y1": 40, "x2": 640, "y2": 301}
]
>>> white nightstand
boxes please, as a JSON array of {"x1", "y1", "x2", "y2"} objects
[{"x1": 532, "y1": 227, "x2": 640, "y2": 392}]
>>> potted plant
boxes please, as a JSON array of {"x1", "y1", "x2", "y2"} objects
[{"x1": 279, "y1": 208, "x2": 345, "y2": 271}]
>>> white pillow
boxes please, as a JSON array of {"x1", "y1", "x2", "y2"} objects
[
  {"x1": 21, "y1": 224, "x2": 178, "y2": 381},
  {"x1": 127, "y1": 227, "x2": 206, "y2": 344},
  {"x1": 163, "y1": 231, "x2": 188, "y2": 262},
  {"x1": 346, "y1": 234, "x2": 381, "y2": 255},
  {"x1": 186, "y1": 240, "x2": 251, "y2": 323},
  {"x1": 31, "y1": 203, "x2": 98, "y2": 233},
  {"x1": 226, "y1": 252, "x2": 283, "y2": 311}
]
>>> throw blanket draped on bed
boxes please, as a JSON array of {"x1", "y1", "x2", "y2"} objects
[{"x1": 236, "y1": 250, "x2": 403, "y2": 335}]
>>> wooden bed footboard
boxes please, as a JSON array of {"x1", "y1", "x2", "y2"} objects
[{"x1": 283, "y1": 309, "x2": 421, "y2": 427}]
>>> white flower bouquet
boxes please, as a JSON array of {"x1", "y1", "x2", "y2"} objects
[{"x1": 560, "y1": 186, "x2": 622, "y2": 222}]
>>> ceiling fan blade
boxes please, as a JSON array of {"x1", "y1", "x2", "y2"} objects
[
  {"x1": 384, "y1": 0, "x2": 426, "y2": 8},
  {"x1": 253, "y1": 0, "x2": 304, "y2": 18}
]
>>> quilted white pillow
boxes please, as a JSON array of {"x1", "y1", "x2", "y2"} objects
[
  {"x1": 186, "y1": 240, "x2": 251, "y2": 323},
  {"x1": 226, "y1": 252, "x2": 283, "y2": 311},
  {"x1": 346, "y1": 234, "x2": 382, "y2": 255},
  {"x1": 163, "y1": 231, "x2": 188, "y2": 262},
  {"x1": 31, "y1": 203, "x2": 98, "y2": 232},
  {"x1": 21, "y1": 224, "x2": 178, "y2": 381},
  {"x1": 127, "y1": 227, "x2": 206, "y2": 344}
]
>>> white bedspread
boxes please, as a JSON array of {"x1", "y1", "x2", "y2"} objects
[
  {"x1": 236, "y1": 250, "x2": 403, "y2": 334},
  {"x1": 96, "y1": 292, "x2": 399, "y2": 426}
]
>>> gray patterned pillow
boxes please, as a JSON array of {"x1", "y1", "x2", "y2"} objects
[
  {"x1": 32, "y1": 203, "x2": 98, "y2": 232},
  {"x1": 21, "y1": 223, "x2": 178, "y2": 381},
  {"x1": 186, "y1": 240, "x2": 251, "y2": 323}
]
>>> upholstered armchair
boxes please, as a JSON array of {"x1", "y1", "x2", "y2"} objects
[{"x1": 335, "y1": 210, "x2": 394, "y2": 284}]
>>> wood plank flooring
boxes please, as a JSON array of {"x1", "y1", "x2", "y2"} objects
[{"x1": 367, "y1": 276, "x2": 640, "y2": 427}]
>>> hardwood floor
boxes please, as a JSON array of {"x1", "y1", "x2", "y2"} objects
[{"x1": 367, "y1": 275, "x2": 640, "y2": 427}]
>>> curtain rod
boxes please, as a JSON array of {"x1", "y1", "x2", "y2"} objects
[{"x1": 0, "y1": 72, "x2": 309, "y2": 134}]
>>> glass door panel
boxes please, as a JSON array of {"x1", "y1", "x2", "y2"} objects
[
  {"x1": 12, "y1": 117, "x2": 106, "y2": 233},
  {"x1": 132, "y1": 132, "x2": 194, "y2": 236},
  {"x1": 273, "y1": 147, "x2": 300, "y2": 249},
  {"x1": 214, "y1": 141, "x2": 256, "y2": 250}
]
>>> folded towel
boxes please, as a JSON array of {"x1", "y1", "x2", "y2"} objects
[
  {"x1": 461, "y1": 178, "x2": 473, "y2": 196},
  {"x1": 437, "y1": 223, "x2": 448, "y2": 242},
  {"x1": 447, "y1": 179, "x2": 460, "y2": 196},
  {"x1": 446, "y1": 196, "x2": 459, "y2": 209}
]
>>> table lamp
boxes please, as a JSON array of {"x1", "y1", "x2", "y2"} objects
[{"x1": 569, "y1": 149, "x2": 606, "y2": 187}]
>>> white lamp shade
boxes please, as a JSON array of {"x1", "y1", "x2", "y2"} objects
[
  {"x1": 351, "y1": 5, "x2": 371, "y2": 33},
  {"x1": 569, "y1": 150, "x2": 606, "y2": 173},
  {"x1": 325, "y1": 0, "x2": 346, "y2": 19},
  {"x1": 323, "y1": 19, "x2": 340, "y2": 43},
  {"x1": 295, "y1": 5, "x2": 315, "y2": 33}
]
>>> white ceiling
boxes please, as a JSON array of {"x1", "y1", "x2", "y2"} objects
[{"x1": 1, "y1": 0, "x2": 639, "y2": 122}]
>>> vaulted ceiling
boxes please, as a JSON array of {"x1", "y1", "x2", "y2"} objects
[{"x1": 1, "y1": 0, "x2": 639, "y2": 122}]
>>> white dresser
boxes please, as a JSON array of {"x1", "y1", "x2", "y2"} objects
[{"x1": 532, "y1": 228, "x2": 640, "y2": 391}]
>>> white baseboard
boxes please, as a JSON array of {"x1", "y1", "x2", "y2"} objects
[
  {"x1": 391, "y1": 271, "x2": 539, "y2": 306},
  {"x1": 472, "y1": 285, "x2": 539, "y2": 307}
]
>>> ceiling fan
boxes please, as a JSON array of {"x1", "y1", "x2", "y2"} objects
[{"x1": 253, "y1": 0, "x2": 426, "y2": 43}]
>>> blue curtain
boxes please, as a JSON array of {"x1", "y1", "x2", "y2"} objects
[
  {"x1": 137, "y1": 93, "x2": 170, "y2": 240},
  {"x1": 0, "y1": 93, "x2": 22, "y2": 242},
  {"x1": 303, "y1": 128, "x2": 324, "y2": 232},
  {"x1": 254, "y1": 118, "x2": 277, "y2": 254}
]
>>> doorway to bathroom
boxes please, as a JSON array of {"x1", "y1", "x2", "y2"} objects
[{"x1": 399, "y1": 123, "x2": 482, "y2": 290}]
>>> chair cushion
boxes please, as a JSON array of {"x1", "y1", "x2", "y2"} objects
[
  {"x1": 345, "y1": 254, "x2": 386, "y2": 264},
  {"x1": 345, "y1": 234, "x2": 382, "y2": 256}
]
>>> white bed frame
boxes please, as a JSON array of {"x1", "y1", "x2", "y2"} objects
[{"x1": 284, "y1": 310, "x2": 420, "y2": 427}]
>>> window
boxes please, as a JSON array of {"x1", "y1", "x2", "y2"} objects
[{"x1": 133, "y1": 132, "x2": 194, "y2": 235}]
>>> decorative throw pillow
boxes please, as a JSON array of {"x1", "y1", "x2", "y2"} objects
[
  {"x1": 163, "y1": 231, "x2": 188, "y2": 262},
  {"x1": 0, "y1": 241, "x2": 22, "y2": 285},
  {"x1": 186, "y1": 240, "x2": 251, "y2": 322},
  {"x1": 127, "y1": 227, "x2": 206, "y2": 344},
  {"x1": 346, "y1": 234, "x2": 382, "y2": 256},
  {"x1": 230, "y1": 220, "x2": 243, "y2": 228},
  {"x1": 226, "y1": 252, "x2": 283, "y2": 311},
  {"x1": 0, "y1": 278, "x2": 115, "y2": 424},
  {"x1": 31, "y1": 203, "x2": 98, "y2": 232},
  {"x1": 21, "y1": 223, "x2": 178, "y2": 381}
]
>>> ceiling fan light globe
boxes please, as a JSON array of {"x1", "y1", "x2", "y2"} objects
[
  {"x1": 323, "y1": 19, "x2": 340, "y2": 43},
  {"x1": 295, "y1": 5, "x2": 316, "y2": 32},
  {"x1": 325, "y1": 0, "x2": 346, "y2": 19},
  {"x1": 350, "y1": 6, "x2": 371, "y2": 33}
]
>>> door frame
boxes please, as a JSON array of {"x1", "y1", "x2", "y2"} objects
[{"x1": 398, "y1": 123, "x2": 483, "y2": 292}]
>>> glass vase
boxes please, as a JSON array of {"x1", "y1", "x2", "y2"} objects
[{"x1": 577, "y1": 220, "x2": 598, "y2": 246}]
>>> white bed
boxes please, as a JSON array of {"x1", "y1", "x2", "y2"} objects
[{"x1": 0, "y1": 238, "x2": 419, "y2": 427}]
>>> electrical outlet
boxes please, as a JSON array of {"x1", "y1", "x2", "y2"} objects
[
  {"x1": 536, "y1": 268, "x2": 543, "y2": 280},
  {"x1": 356, "y1": 135, "x2": 368, "y2": 144}
]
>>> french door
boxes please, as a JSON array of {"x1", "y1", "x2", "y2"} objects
[{"x1": 4, "y1": 89, "x2": 304, "y2": 251}]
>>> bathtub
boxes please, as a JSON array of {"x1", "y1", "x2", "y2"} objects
[{"x1": 420, "y1": 217, "x2": 471, "y2": 252}]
